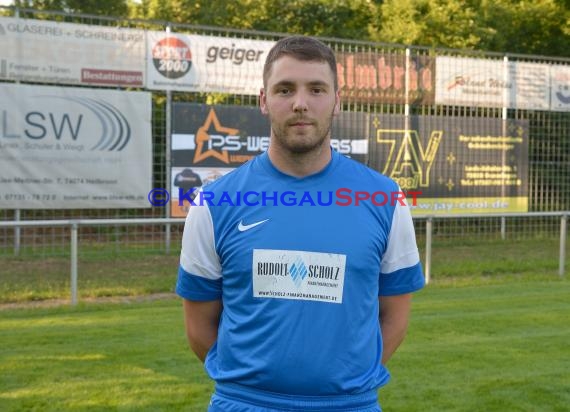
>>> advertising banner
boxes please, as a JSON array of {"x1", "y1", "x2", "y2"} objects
[
  {"x1": 434, "y1": 56, "x2": 505, "y2": 108},
  {"x1": 146, "y1": 32, "x2": 274, "y2": 94},
  {"x1": 508, "y1": 61, "x2": 550, "y2": 110},
  {"x1": 171, "y1": 103, "x2": 270, "y2": 216},
  {"x1": 170, "y1": 103, "x2": 369, "y2": 216},
  {"x1": 0, "y1": 84, "x2": 152, "y2": 209},
  {"x1": 0, "y1": 17, "x2": 145, "y2": 87},
  {"x1": 368, "y1": 114, "x2": 529, "y2": 214},
  {"x1": 335, "y1": 52, "x2": 435, "y2": 105},
  {"x1": 550, "y1": 65, "x2": 570, "y2": 111},
  {"x1": 435, "y1": 56, "x2": 550, "y2": 110}
]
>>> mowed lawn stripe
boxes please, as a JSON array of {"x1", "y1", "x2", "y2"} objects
[
  {"x1": 380, "y1": 279, "x2": 570, "y2": 412},
  {"x1": 1, "y1": 278, "x2": 569, "y2": 411}
]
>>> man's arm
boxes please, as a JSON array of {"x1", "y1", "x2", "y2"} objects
[
  {"x1": 379, "y1": 293, "x2": 412, "y2": 365},
  {"x1": 182, "y1": 299, "x2": 223, "y2": 363}
]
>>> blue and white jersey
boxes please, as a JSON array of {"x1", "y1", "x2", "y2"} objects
[{"x1": 176, "y1": 149, "x2": 424, "y2": 407}]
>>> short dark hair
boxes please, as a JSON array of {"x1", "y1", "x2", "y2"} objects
[{"x1": 263, "y1": 35, "x2": 338, "y2": 91}]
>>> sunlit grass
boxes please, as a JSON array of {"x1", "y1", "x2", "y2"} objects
[
  {"x1": 1, "y1": 237, "x2": 568, "y2": 304},
  {"x1": 1, "y1": 278, "x2": 569, "y2": 411}
]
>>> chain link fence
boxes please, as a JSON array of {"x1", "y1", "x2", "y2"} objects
[{"x1": 0, "y1": 6, "x2": 568, "y2": 291}]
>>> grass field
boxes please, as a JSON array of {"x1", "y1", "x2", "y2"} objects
[
  {"x1": 1, "y1": 237, "x2": 567, "y2": 304},
  {"x1": 1, "y1": 237, "x2": 569, "y2": 411},
  {"x1": 0, "y1": 252, "x2": 180, "y2": 303},
  {"x1": 1, "y1": 277, "x2": 569, "y2": 411}
]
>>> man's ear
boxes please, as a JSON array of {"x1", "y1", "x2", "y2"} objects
[
  {"x1": 260, "y1": 88, "x2": 268, "y2": 115},
  {"x1": 333, "y1": 90, "x2": 341, "y2": 116}
]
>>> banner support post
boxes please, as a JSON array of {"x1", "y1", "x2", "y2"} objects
[
  {"x1": 425, "y1": 217, "x2": 432, "y2": 285},
  {"x1": 560, "y1": 214, "x2": 567, "y2": 277},
  {"x1": 501, "y1": 55, "x2": 509, "y2": 240},
  {"x1": 13, "y1": 210, "x2": 20, "y2": 256},
  {"x1": 70, "y1": 222, "x2": 78, "y2": 306},
  {"x1": 164, "y1": 24, "x2": 172, "y2": 255}
]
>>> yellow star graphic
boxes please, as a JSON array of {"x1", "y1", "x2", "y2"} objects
[{"x1": 372, "y1": 116, "x2": 380, "y2": 129}]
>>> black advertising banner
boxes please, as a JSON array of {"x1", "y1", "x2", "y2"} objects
[
  {"x1": 171, "y1": 104, "x2": 269, "y2": 216},
  {"x1": 330, "y1": 111, "x2": 369, "y2": 165},
  {"x1": 172, "y1": 104, "x2": 269, "y2": 168},
  {"x1": 171, "y1": 104, "x2": 370, "y2": 216},
  {"x1": 368, "y1": 115, "x2": 529, "y2": 214},
  {"x1": 335, "y1": 52, "x2": 435, "y2": 105}
]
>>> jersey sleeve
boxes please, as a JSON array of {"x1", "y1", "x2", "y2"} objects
[
  {"x1": 378, "y1": 196, "x2": 425, "y2": 296},
  {"x1": 176, "y1": 201, "x2": 223, "y2": 301}
]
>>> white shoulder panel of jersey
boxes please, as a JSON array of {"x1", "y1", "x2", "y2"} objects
[
  {"x1": 380, "y1": 196, "x2": 420, "y2": 274},
  {"x1": 180, "y1": 201, "x2": 222, "y2": 280}
]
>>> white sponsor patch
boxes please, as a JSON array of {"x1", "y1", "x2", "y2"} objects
[{"x1": 253, "y1": 249, "x2": 346, "y2": 304}]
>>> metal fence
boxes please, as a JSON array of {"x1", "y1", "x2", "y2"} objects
[
  {"x1": 0, "y1": 211, "x2": 567, "y2": 305},
  {"x1": 0, "y1": 6, "x2": 569, "y2": 261}
]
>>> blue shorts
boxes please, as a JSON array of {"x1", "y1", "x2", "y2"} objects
[
  {"x1": 208, "y1": 394, "x2": 382, "y2": 412},
  {"x1": 207, "y1": 384, "x2": 382, "y2": 412}
]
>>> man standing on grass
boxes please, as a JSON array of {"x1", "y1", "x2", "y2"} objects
[{"x1": 176, "y1": 35, "x2": 425, "y2": 411}]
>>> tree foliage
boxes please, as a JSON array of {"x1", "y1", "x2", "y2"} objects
[
  {"x1": 12, "y1": 0, "x2": 129, "y2": 16},
  {"x1": 247, "y1": 0, "x2": 374, "y2": 40},
  {"x1": 374, "y1": 0, "x2": 569, "y2": 56},
  {"x1": 478, "y1": 0, "x2": 569, "y2": 57},
  {"x1": 7, "y1": 0, "x2": 570, "y2": 57},
  {"x1": 372, "y1": 0, "x2": 487, "y2": 49},
  {"x1": 131, "y1": 0, "x2": 374, "y2": 40}
]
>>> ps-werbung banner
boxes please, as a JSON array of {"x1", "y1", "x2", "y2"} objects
[
  {"x1": 146, "y1": 32, "x2": 274, "y2": 94},
  {"x1": 170, "y1": 103, "x2": 369, "y2": 217},
  {"x1": 0, "y1": 84, "x2": 152, "y2": 209},
  {"x1": 0, "y1": 17, "x2": 145, "y2": 87}
]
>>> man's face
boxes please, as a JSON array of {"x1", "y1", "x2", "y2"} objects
[{"x1": 260, "y1": 56, "x2": 340, "y2": 154}]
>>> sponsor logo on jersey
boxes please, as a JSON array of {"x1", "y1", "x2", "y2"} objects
[
  {"x1": 237, "y1": 218, "x2": 269, "y2": 232},
  {"x1": 253, "y1": 249, "x2": 346, "y2": 304}
]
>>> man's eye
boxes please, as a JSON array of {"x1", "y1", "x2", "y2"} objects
[
  {"x1": 312, "y1": 88, "x2": 324, "y2": 94},
  {"x1": 277, "y1": 88, "x2": 291, "y2": 95}
]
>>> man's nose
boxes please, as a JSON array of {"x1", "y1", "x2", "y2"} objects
[{"x1": 293, "y1": 92, "x2": 308, "y2": 113}]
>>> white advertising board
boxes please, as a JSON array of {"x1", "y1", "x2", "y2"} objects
[
  {"x1": 0, "y1": 17, "x2": 145, "y2": 87},
  {"x1": 435, "y1": 56, "x2": 550, "y2": 110},
  {"x1": 550, "y1": 65, "x2": 570, "y2": 112},
  {"x1": 146, "y1": 32, "x2": 274, "y2": 94},
  {"x1": 0, "y1": 84, "x2": 152, "y2": 209}
]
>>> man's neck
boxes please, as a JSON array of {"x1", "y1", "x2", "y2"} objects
[{"x1": 267, "y1": 140, "x2": 331, "y2": 178}]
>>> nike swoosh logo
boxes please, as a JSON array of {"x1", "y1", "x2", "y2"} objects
[{"x1": 237, "y1": 219, "x2": 269, "y2": 232}]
